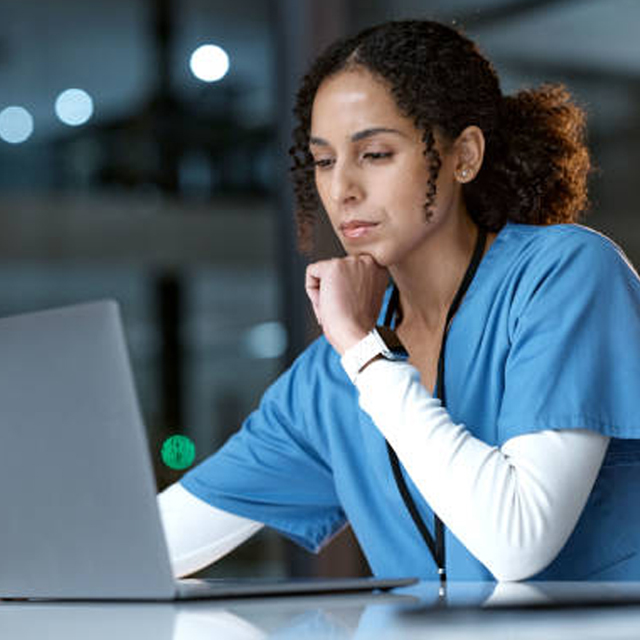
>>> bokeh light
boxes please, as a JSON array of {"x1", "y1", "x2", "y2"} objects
[
  {"x1": 189, "y1": 44, "x2": 230, "y2": 82},
  {"x1": 243, "y1": 321, "x2": 288, "y2": 359},
  {"x1": 161, "y1": 434, "x2": 196, "y2": 470},
  {"x1": 55, "y1": 88, "x2": 94, "y2": 126},
  {"x1": 0, "y1": 106, "x2": 34, "y2": 144}
]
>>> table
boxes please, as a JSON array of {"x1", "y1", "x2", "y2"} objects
[{"x1": 3, "y1": 581, "x2": 640, "y2": 639}]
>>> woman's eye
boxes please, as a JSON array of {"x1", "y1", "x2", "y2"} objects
[
  {"x1": 363, "y1": 151, "x2": 393, "y2": 161},
  {"x1": 313, "y1": 158, "x2": 334, "y2": 169}
]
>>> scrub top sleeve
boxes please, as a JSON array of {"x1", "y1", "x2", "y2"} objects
[
  {"x1": 179, "y1": 340, "x2": 347, "y2": 553},
  {"x1": 498, "y1": 228, "x2": 640, "y2": 441}
]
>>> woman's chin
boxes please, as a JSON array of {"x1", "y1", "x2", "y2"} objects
[
  {"x1": 340, "y1": 239, "x2": 385, "y2": 262},
  {"x1": 344, "y1": 248, "x2": 389, "y2": 267}
]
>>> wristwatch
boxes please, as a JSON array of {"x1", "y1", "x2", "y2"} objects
[{"x1": 341, "y1": 325, "x2": 406, "y2": 383}]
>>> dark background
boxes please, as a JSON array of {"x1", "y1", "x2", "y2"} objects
[{"x1": 1, "y1": 0, "x2": 638, "y2": 578}]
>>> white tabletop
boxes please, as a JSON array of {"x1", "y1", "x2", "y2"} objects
[{"x1": 2, "y1": 581, "x2": 640, "y2": 639}]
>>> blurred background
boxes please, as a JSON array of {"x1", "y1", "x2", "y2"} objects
[{"x1": 0, "y1": 0, "x2": 638, "y2": 579}]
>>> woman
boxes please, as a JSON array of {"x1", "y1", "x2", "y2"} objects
[{"x1": 159, "y1": 20, "x2": 640, "y2": 582}]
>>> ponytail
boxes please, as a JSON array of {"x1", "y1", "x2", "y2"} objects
[{"x1": 467, "y1": 84, "x2": 591, "y2": 230}]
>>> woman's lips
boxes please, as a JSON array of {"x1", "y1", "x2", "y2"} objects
[{"x1": 340, "y1": 220, "x2": 379, "y2": 240}]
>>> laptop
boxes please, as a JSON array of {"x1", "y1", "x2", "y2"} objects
[{"x1": 0, "y1": 300, "x2": 416, "y2": 601}]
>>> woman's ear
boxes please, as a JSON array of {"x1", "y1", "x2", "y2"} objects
[{"x1": 453, "y1": 125, "x2": 485, "y2": 183}]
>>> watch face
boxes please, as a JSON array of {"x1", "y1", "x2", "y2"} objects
[{"x1": 161, "y1": 434, "x2": 196, "y2": 470}]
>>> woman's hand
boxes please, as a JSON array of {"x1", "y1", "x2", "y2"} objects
[{"x1": 305, "y1": 255, "x2": 389, "y2": 355}]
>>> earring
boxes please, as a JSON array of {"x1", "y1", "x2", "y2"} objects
[{"x1": 457, "y1": 168, "x2": 471, "y2": 181}]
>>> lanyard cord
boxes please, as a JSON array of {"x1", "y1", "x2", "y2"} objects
[{"x1": 383, "y1": 227, "x2": 487, "y2": 583}]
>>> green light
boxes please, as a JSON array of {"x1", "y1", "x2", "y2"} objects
[{"x1": 161, "y1": 434, "x2": 196, "y2": 470}]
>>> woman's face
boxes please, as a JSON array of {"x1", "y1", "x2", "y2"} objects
[{"x1": 310, "y1": 69, "x2": 462, "y2": 267}]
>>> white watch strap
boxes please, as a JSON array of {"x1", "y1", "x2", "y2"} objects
[{"x1": 341, "y1": 329, "x2": 388, "y2": 383}]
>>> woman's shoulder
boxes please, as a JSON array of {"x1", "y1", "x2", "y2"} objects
[
  {"x1": 501, "y1": 221, "x2": 617, "y2": 248},
  {"x1": 480, "y1": 222, "x2": 640, "y2": 317},
  {"x1": 497, "y1": 222, "x2": 634, "y2": 274}
]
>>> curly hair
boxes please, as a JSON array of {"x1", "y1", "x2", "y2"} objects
[{"x1": 289, "y1": 20, "x2": 591, "y2": 253}]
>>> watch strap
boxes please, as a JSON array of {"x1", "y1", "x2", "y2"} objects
[{"x1": 341, "y1": 327, "x2": 404, "y2": 383}]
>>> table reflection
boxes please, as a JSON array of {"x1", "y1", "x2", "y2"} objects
[
  {"x1": 3, "y1": 582, "x2": 640, "y2": 639},
  {"x1": 0, "y1": 591, "x2": 415, "y2": 640}
]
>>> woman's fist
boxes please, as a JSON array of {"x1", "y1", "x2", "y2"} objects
[{"x1": 305, "y1": 255, "x2": 388, "y2": 355}]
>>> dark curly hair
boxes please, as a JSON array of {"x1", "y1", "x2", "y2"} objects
[{"x1": 289, "y1": 20, "x2": 591, "y2": 253}]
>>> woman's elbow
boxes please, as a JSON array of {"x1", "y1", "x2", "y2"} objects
[{"x1": 484, "y1": 545, "x2": 558, "y2": 582}]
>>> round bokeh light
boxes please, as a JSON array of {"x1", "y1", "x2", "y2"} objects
[
  {"x1": 161, "y1": 434, "x2": 196, "y2": 470},
  {"x1": 55, "y1": 88, "x2": 94, "y2": 126},
  {"x1": 189, "y1": 44, "x2": 230, "y2": 82},
  {"x1": 0, "y1": 106, "x2": 34, "y2": 144}
]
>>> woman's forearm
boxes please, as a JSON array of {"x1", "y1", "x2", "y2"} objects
[
  {"x1": 158, "y1": 482, "x2": 263, "y2": 578},
  {"x1": 352, "y1": 358, "x2": 609, "y2": 581}
]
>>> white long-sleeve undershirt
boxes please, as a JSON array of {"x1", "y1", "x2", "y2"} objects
[
  {"x1": 158, "y1": 483, "x2": 263, "y2": 578},
  {"x1": 353, "y1": 358, "x2": 609, "y2": 581},
  {"x1": 158, "y1": 359, "x2": 609, "y2": 582}
]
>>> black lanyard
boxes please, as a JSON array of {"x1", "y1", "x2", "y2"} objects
[{"x1": 383, "y1": 227, "x2": 487, "y2": 583}]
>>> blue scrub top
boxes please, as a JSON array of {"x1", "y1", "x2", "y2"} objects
[{"x1": 181, "y1": 222, "x2": 640, "y2": 580}]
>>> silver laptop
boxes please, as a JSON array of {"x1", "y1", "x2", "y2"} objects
[{"x1": 0, "y1": 300, "x2": 416, "y2": 601}]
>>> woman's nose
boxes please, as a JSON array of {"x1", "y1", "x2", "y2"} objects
[{"x1": 329, "y1": 162, "x2": 363, "y2": 205}]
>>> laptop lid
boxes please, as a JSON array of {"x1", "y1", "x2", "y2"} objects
[
  {"x1": 0, "y1": 300, "x2": 419, "y2": 602},
  {"x1": 0, "y1": 300, "x2": 177, "y2": 600}
]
